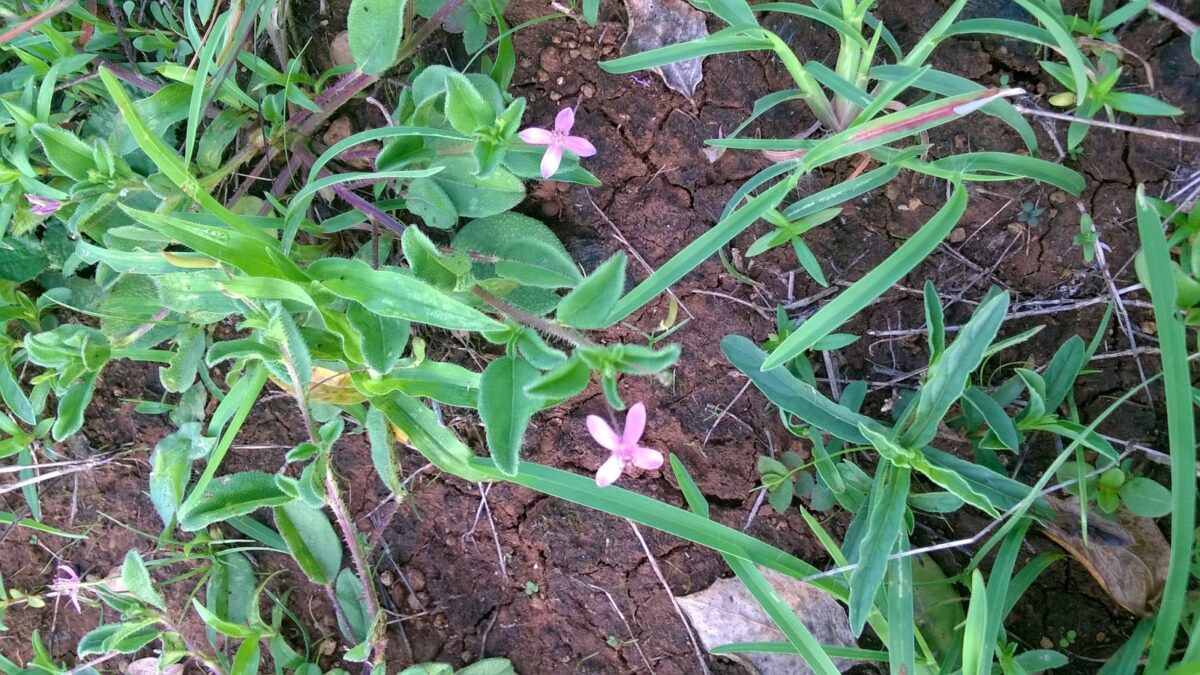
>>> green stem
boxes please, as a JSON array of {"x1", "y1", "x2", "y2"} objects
[{"x1": 765, "y1": 32, "x2": 839, "y2": 129}]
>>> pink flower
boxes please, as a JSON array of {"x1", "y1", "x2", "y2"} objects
[
  {"x1": 24, "y1": 194, "x2": 61, "y2": 216},
  {"x1": 517, "y1": 107, "x2": 597, "y2": 179},
  {"x1": 51, "y1": 564, "x2": 84, "y2": 613},
  {"x1": 587, "y1": 402, "x2": 663, "y2": 487}
]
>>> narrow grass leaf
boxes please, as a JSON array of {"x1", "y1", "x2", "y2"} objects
[
  {"x1": 763, "y1": 185, "x2": 966, "y2": 370},
  {"x1": 1136, "y1": 185, "x2": 1196, "y2": 672}
]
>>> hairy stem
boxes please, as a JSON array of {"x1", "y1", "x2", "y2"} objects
[
  {"x1": 471, "y1": 287, "x2": 597, "y2": 349},
  {"x1": 280, "y1": 343, "x2": 387, "y2": 665}
]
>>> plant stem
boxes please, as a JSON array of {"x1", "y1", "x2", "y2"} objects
[
  {"x1": 280, "y1": 343, "x2": 387, "y2": 665},
  {"x1": 471, "y1": 287, "x2": 597, "y2": 349},
  {"x1": 290, "y1": 143, "x2": 407, "y2": 234},
  {"x1": 764, "y1": 31, "x2": 839, "y2": 129}
]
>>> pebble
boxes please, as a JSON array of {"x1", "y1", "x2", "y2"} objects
[
  {"x1": 949, "y1": 228, "x2": 966, "y2": 243},
  {"x1": 330, "y1": 31, "x2": 352, "y2": 67}
]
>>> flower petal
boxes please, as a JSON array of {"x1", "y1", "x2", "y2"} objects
[
  {"x1": 539, "y1": 144, "x2": 563, "y2": 179},
  {"x1": 586, "y1": 415, "x2": 620, "y2": 450},
  {"x1": 622, "y1": 402, "x2": 646, "y2": 446},
  {"x1": 596, "y1": 454, "x2": 625, "y2": 487},
  {"x1": 518, "y1": 127, "x2": 555, "y2": 145},
  {"x1": 632, "y1": 446, "x2": 664, "y2": 471},
  {"x1": 562, "y1": 135, "x2": 597, "y2": 157},
  {"x1": 554, "y1": 106, "x2": 575, "y2": 134}
]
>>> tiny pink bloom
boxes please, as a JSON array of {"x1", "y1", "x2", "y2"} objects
[
  {"x1": 51, "y1": 564, "x2": 84, "y2": 613},
  {"x1": 587, "y1": 402, "x2": 663, "y2": 487},
  {"x1": 517, "y1": 107, "x2": 597, "y2": 179},
  {"x1": 24, "y1": 194, "x2": 61, "y2": 217}
]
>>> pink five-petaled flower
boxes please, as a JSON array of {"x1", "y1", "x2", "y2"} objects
[
  {"x1": 587, "y1": 402, "x2": 663, "y2": 487},
  {"x1": 51, "y1": 564, "x2": 84, "y2": 613},
  {"x1": 25, "y1": 194, "x2": 61, "y2": 217},
  {"x1": 517, "y1": 107, "x2": 597, "y2": 180}
]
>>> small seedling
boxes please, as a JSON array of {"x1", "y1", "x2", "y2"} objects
[
  {"x1": 524, "y1": 581, "x2": 539, "y2": 596},
  {"x1": 1018, "y1": 200, "x2": 1047, "y2": 227}
]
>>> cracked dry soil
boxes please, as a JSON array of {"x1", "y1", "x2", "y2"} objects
[{"x1": 2, "y1": 0, "x2": 1198, "y2": 672}]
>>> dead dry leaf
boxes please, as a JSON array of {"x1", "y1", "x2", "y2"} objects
[
  {"x1": 678, "y1": 567, "x2": 857, "y2": 675},
  {"x1": 620, "y1": 0, "x2": 708, "y2": 99},
  {"x1": 1042, "y1": 496, "x2": 1169, "y2": 616}
]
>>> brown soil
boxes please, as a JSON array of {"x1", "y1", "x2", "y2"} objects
[{"x1": 2, "y1": 0, "x2": 1196, "y2": 672}]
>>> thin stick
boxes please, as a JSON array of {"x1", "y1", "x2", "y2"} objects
[
  {"x1": 579, "y1": 579, "x2": 657, "y2": 674},
  {"x1": 0, "y1": 0, "x2": 75, "y2": 45},
  {"x1": 627, "y1": 520, "x2": 711, "y2": 675},
  {"x1": 1149, "y1": 2, "x2": 1198, "y2": 34},
  {"x1": 1013, "y1": 104, "x2": 1200, "y2": 144}
]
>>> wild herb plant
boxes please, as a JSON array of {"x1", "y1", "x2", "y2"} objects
[
  {"x1": 600, "y1": 0, "x2": 1086, "y2": 368},
  {"x1": 1, "y1": 0, "x2": 1197, "y2": 673},
  {"x1": 944, "y1": 0, "x2": 1185, "y2": 150}
]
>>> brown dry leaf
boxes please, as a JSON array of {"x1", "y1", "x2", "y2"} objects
[
  {"x1": 677, "y1": 567, "x2": 857, "y2": 675},
  {"x1": 1041, "y1": 496, "x2": 1169, "y2": 616},
  {"x1": 268, "y1": 366, "x2": 367, "y2": 405},
  {"x1": 620, "y1": 0, "x2": 708, "y2": 99}
]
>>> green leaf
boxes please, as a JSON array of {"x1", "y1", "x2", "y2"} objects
[
  {"x1": 901, "y1": 290, "x2": 1009, "y2": 448},
  {"x1": 77, "y1": 622, "x2": 158, "y2": 656},
  {"x1": 177, "y1": 471, "x2": 295, "y2": 531},
  {"x1": 763, "y1": 184, "x2": 967, "y2": 370},
  {"x1": 231, "y1": 638, "x2": 261, "y2": 675},
  {"x1": 608, "y1": 172, "x2": 798, "y2": 325},
  {"x1": 274, "y1": 502, "x2": 343, "y2": 585},
  {"x1": 336, "y1": 568, "x2": 371, "y2": 641},
  {"x1": 348, "y1": 0, "x2": 407, "y2": 75},
  {"x1": 32, "y1": 123, "x2": 96, "y2": 181},
  {"x1": 478, "y1": 356, "x2": 541, "y2": 476},
  {"x1": 403, "y1": 226, "x2": 470, "y2": 290},
  {"x1": 453, "y1": 212, "x2": 581, "y2": 288},
  {"x1": 961, "y1": 570, "x2": 988, "y2": 675},
  {"x1": 310, "y1": 258, "x2": 502, "y2": 331},
  {"x1": 121, "y1": 549, "x2": 166, "y2": 609},
  {"x1": 526, "y1": 356, "x2": 590, "y2": 400},
  {"x1": 431, "y1": 157, "x2": 525, "y2": 218},
  {"x1": 723, "y1": 335, "x2": 877, "y2": 444},
  {"x1": 406, "y1": 177, "x2": 458, "y2": 229},
  {"x1": 961, "y1": 387, "x2": 1019, "y2": 451},
  {"x1": 557, "y1": 254, "x2": 627, "y2": 329},
  {"x1": 192, "y1": 599, "x2": 264, "y2": 639},
  {"x1": 345, "y1": 301, "x2": 410, "y2": 374},
  {"x1": 370, "y1": 393, "x2": 490, "y2": 482},
  {"x1": 366, "y1": 406, "x2": 403, "y2": 495},
  {"x1": 1119, "y1": 477, "x2": 1172, "y2": 518},
  {"x1": 600, "y1": 29, "x2": 771, "y2": 74},
  {"x1": 444, "y1": 73, "x2": 494, "y2": 134},
  {"x1": 0, "y1": 354, "x2": 35, "y2": 426},
  {"x1": 847, "y1": 463, "x2": 910, "y2": 634}
]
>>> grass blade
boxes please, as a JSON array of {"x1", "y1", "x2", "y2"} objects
[
  {"x1": 1136, "y1": 185, "x2": 1196, "y2": 672},
  {"x1": 762, "y1": 184, "x2": 966, "y2": 370}
]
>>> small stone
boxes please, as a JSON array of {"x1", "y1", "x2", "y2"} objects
[
  {"x1": 566, "y1": 40, "x2": 578, "y2": 48},
  {"x1": 581, "y1": 46, "x2": 597, "y2": 60},
  {"x1": 1040, "y1": 637, "x2": 1054, "y2": 650},
  {"x1": 537, "y1": 71, "x2": 550, "y2": 83},
  {"x1": 907, "y1": 197, "x2": 922, "y2": 211},
  {"x1": 556, "y1": 76, "x2": 565, "y2": 85},
  {"x1": 549, "y1": 91, "x2": 562, "y2": 101},
  {"x1": 1050, "y1": 191, "x2": 1067, "y2": 204},
  {"x1": 408, "y1": 569, "x2": 426, "y2": 591},
  {"x1": 1096, "y1": 632, "x2": 1107, "y2": 642},
  {"x1": 519, "y1": 57, "x2": 533, "y2": 68},
  {"x1": 322, "y1": 116, "x2": 354, "y2": 148},
  {"x1": 1007, "y1": 222, "x2": 1025, "y2": 236},
  {"x1": 569, "y1": 49, "x2": 580, "y2": 58},
  {"x1": 552, "y1": 35, "x2": 562, "y2": 44},
  {"x1": 379, "y1": 570, "x2": 394, "y2": 586},
  {"x1": 330, "y1": 31, "x2": 353, "y2": 67},
  {"x1": 949, "y1": 228, "x2": 966, "y2": 243},
  {"x1": 580, "y1": 83, "x2": 596, "y2": 98},
  {"x1": 318, "y1": 639, "x2": 337, "y2": 656},
  {"x1": 1140, "y1": 320, "x2": 1157, "y2": 335}
]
